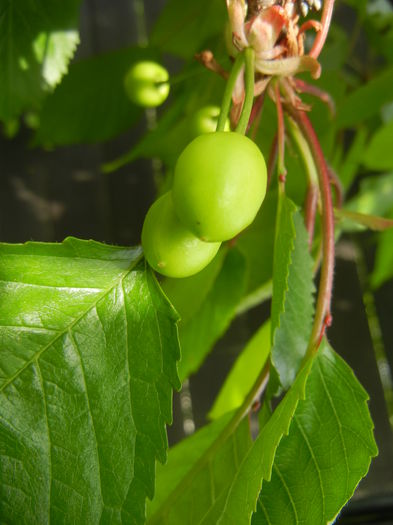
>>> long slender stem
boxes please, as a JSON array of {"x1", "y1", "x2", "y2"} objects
[
  {"x1": 288, "y1": 108, "x2": 335, "y2": 353},
  {"x1": 309, "y1": 0, "x2": 335, "y2": 59},
  {"x1": 235, "y1": 47, "x2": 255, "y2": 135},
  {"x1": 274, "y1": 82, "x2": 286, "y2": 183},
  {"x1": 266, "y1": 134, "x2": 278, "y2": 190},
  {"x1": 287, "y1": 117, "x2": 320, "y2": 248},
  {"x1": 216, "y1": 53, "x2": 244, "y2": 132}
]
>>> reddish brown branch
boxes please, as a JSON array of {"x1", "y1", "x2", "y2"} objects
[
  {"x1": 267, "y1": 134, "x2": 278, "y2": 190},
  {"x1": 287, "y1": 107, "x2": 335, "y2": 351},
  {"x1": 195, "y1": 50, "x2": 228, "y2": 79},
  {"x1": 275, "y1": 83, "x2": 287, "y2": 181},
  {"x1": 293, "y1": 78, "x2": 335, "y2": 116},
  {"x1": 309, "y1": 0, "x2": 335, "y2": 59},
  {"x1": 304, "y1": 183, "x2": 319, "y2": 249}
]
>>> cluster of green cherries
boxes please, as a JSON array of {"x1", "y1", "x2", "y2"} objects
[{"x1": 124, "y1": 61, "x2": 268, "y2": 278}]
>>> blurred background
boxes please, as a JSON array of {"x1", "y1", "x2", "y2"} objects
[{"x1": 1, "y1": 0, "x2": 393, "y2": 522}]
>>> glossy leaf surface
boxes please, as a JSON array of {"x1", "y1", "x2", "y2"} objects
[
  {"x1": 253, "y1": 344, "x2": 378, "y2": 525},
  {"x1": 0, "y1": 238, "x2": 180, "y2": 524}
]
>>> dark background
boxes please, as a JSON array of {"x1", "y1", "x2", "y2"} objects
[{"x1": 1, "y1": 0, "x2": 393, "y2": 522}]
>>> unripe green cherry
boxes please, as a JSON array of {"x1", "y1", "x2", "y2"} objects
[
  {"x1": 172, "y1": 132, "x2": 267, "y2": 242},
  {"x1": 142, "y1": 192, "x2": 221, "y2": 278},
  {"x1": 189, "y1": 106, "x2": 230, "y2": 138},
  {"x1": 124, "y1": 61, "x2": 170, "y2": 108}
]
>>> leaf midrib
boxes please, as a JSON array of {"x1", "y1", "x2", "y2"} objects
[{"x1": 0, "y1": 253, "x2": 143, "y2": 393}]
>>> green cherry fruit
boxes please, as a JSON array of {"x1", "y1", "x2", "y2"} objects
[
  {"x1": 124, "y1": 61, "x2": 170, "y2": 108},
  {"x1": 142, "y1": 192, "x2": 221, "y2": 278},
  {"x1": 172, "y1": 132, "x2": 267, "y2": 242},
  {"x1": 189, "y1": 106, "x2": 230, "y2": 138}
]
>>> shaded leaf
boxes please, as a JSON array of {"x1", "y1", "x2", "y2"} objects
[
  {"x1": 236, "y1": 190, "x2": 277, "y2": 312},
  {"x1": 371, "y1": 208, "x2": 393, "y2": 288},
  {"x1": 337, "y1": 66, "x2": 393, "y2": 128},
  {"x1": 151, "y1": 0, "x2": 227, "y2": 59},
  {"x1": 209, "y1": 320, "x2": 271, "y2": 420},
  {"x1": 271, "y1": 195, "x2": 315, "y2": 388},
  {"x1": 345, "y1": 172, "x2": 393, "y2": 218},
  {"x1": 0, "y1": 237, "x2": 180, "y2": 524},
  {"x1": 34, "y1": 47, "x2": 157, "y2": 146},
  {"x1": 253, "y1": 343, "x2": 378, "y2": 525},
  {"x1": 165, "y1": 247, "x2": 247, "y2": 381},
  {"x1": 337, "y1": 127, "x2": 367, "y2": 190},
  {"x1": 363, "y1": 119, "x2": 393, "y2": 171},
  {"x1": 147, "y1": 412, "x2": 252, "y2": 524},
  {"x1": 0, "y1": 0, "x2": 81, "y2": 121},
  {"x1": 103, "y1": 94, "x2": 190, "y2": 172}
]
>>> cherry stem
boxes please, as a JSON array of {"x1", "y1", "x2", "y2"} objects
[
  {"x1": 293, "y1": 78, "x2": 335, "y2": 117},
  {"x1": 309, "y1": 0, "x2": 336, "y2": 59},
  {"x1": 266, "y1": 134, "x2": 278, "y2": 190},
  {"x1": 274, "y1": 82, "x2": 287, "y2": 185},
  {"x1": 287, "y1": 107, "x2": 335, "y2": 354},
  {"x1": 216, "y1": 52, "x2": 244, "y2": 132},
  {"x1": 287, "y1": 117, "x2": 319, "y2": 248},
  {"x1": 235, "y1": 47, "x2": 256, "y2": 135},
  {"x1": 248, "y1": 93, "x2": 265, "y2": 137}
]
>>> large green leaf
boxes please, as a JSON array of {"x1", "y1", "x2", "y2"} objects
[
  {"x1": 34, "y1": 47, "x2": 156, "y2": 146},
  {"x1": 253, "y1": 344, "x2": 378, "y2": 524},
  {"x1": 150, "y1": 0, "x2": 226, "y2": 59},
  {"x1": 209, "y1": 320, "x2": 271, "y2": 421},
  {"x1": 0, "y1": 0, "x2": 81, "y2": 121},
  {"x1": 336, "y1": 66, "x2": 393, "y2": 128},
  {"x1": 147, "y1": 348, "x2": 314, "y2": 525},
  {"x1": 363, "y1": 119, "x2": 393, "y2": 171},
  {"x1": 0, "y1": 237, "x2": 180, "y2": 524},
  {"x1": 147, "y1": 412, "x2": 252, "y2": 524},
  {"x1": 211, "y1": 355, "x2": 315, "y2": 525},
  {"x1": 164, "y1": 247, "x2": 247, "y2": 381},
  {"x1": 271, "y1": 195, "x2": 315, "y2": 388}
]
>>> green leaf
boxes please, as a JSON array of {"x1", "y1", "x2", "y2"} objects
[
  {"x1": 253, "y1": 343, "x2": 378, "y2": 524},
  {"x1": 345, "y1": 172, "x2": 393, "y2": 218},
  {"x1": 337, "y1": 127, "x2": 367, "y2": 190},
  {"x1": 334, "y1": 208, "x2": 393, "y2": 232},
  {"x1": 165, "y1": 247, "x2": 247, "y2": 381},
  {"x1": 336, "y1": 66, "x2": 393, "y2": 128},
  {"x1": 150, "y1": 0, "x2": 227, "y2": 59},
  {"x1": 34, "y1": 47, "x2": 156, "y2": 146},
  {"x1": 212, "y1": 356, "x2": 315, "y2": 525},
  {"x1": 271, "y1": 195, "x2": 315, "y2": 388},
  {"x1": 209, "y1": 320, "x2": 271, "y2": 420},
  {"x1": 103, "y1": 94, "x2": 190, "y2": 172},
  {"x1": 363, "y1": 119, "x2": 393, "y2": 171},
  {"x1": 0, "y1": 237, "x2": 180, "y2": 524},
  {"x1": 149, "y1": 349, "x2": 311, "y2": 525},
  {"x1": 147, "y1": 412, "x2": 252, "y2": 524},
  {"x1": 236, "y1": 190, "x2": 277, "y2": 311},
  {"x1": 0, "y1": 0, "x2": 81, "y2": 121},
  {"x1": 371, "y1": 208, "x2": 393, "y2": 288}
]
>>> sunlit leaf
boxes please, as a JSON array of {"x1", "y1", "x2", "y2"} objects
[
  {"x1": 253, "y1": 344, "x2": 378, "y2": 525},
  {"x1": 0, "y1": 238, "x2": 180, "y2": 524},
  {"x1": 0, "y1": 0, "x2": 81, "y2": 121}
]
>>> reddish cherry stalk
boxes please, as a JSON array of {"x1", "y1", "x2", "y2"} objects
[{"x1": 288, "y1": 107, "x2": 335, "y2": 352}]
